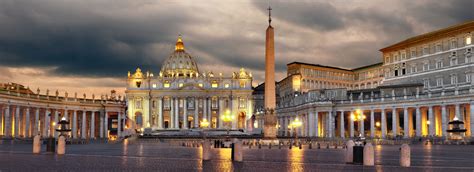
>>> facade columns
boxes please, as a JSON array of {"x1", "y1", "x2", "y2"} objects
[
  {"x1": 231, "y1": 97, "x2": 237, "y2": 129},
  {"x1": 381, "y1": 108, "x2": 386, "y2": 138},
  {"x1": 91, "y1": 111, "x2": 95, "y2": 138},
  {"x1": 207, "y1": 98, "x2": 212, "y2": 126},
  {"x1": 194, "y1": 98, "x2": 198, "y2": 128},
  {"x1": 203, "y1": 98, "x2": 207, "y2": 126},
  {"x1": 340, "y1": 111, "x2": 345, "y2": 138},
  {"x1": 370, "y1": 109, "x2": 375, "y2": 138},
  {"x1": 183, "y1": 98, "x2": 187, "y2": 129},
  {"x1": 403, "y1": 107, "x2": 409, "y2": 138},
  {"x1": 43, "y1": 109, "x2": 49, "y2": 137},
  {"x1": 428, "y1": 106, "x2": 435, "y2": 136},
  {"x1": 328, "y1": 111, "x2": 333, "y2": 138},
  {"x1": 314, "y1": 111, "x2": 319, "y2": 137},
  {"x1": 174, "y1": 98, "x2": 179, "y2": 129},
  {"x1": 53, "y1": 109, "x2": 59, "y2": 138},
  {"x1": 455, "y1": 104, "x2": 462, "y2": 121},
  {"x1": 359, "y1": 111, "x2": 364, "y2": 137},
  {"x1": 158, "y1": 97, "x2": 163, "y2": 129},
  {"x1": 218, "y1": 98, "x2": 224, "y2": 129},
  {"x1": 81, "y1": 111, "x2": 86, "y2": 139},
  {"x1": 170, "y1": 97, "x2": 174, "y2": 129}
]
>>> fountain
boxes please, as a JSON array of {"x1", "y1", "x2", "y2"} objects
[{"x1": 446, "y1": 116, "x2": 467, "y2": 144}]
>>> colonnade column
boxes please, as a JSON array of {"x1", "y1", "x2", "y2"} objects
[
  {"x1": 104, "y1": 111, "x2": 108, "y2": 138},
  {"x1": 392, "y1": 107, "x2": 397, "y2": 137},
  {"x1": 4, "y1": 105, "x2": 10, "y2": 137},
  {"x1": 81, "y1": 111, "x2": 86, "y2": 139},
  {"x1": 370, "y1": 109, "x2": 375, "y2": 138},
  {"x1": 231, "y1": 97, "x2": 237, "y2": 129},
  {"x1": 470, "y1": 101, "x2": 474, "y2": 138},
  {"x1": 43, "y1": 109, "x2": 49, "y2": 137},
  {"x1": 441, "y1": 105, "x2": 447, "y2": 137},
  {"x1": 72, "y1": 110, "x2": 77, "y2": 138},
  {"x1": 116, "y1": 111, "x2": 120, "y2": 138},
  {"x1": 26, "y1": 107, "x2": 31, "y2": 137},
  {"x1": 349, "y1": 111, "x2": 354, "y2": 138},
  {"x1": 34, "y1": 108, "x2": 39, "y2": 136},
  {"x1": 15, "y1": 106, "x2": 20, "y2": 138},
  {"x1": 415, "y1": 106, "x2": 421, "y2": 137},
  {"x1": 314, "y1": 111, "x2": 319, "y2": 137},
  {"x1": 158, "y1": 97, "x2": 163, "y2": 129},
  {"x1": 359, "y1": 111, "x2": 364, "y2": 137},
  {"x1": 183, "y1": 98, "x2": 187, "y2": 129},
  {"x1": 381, "y1": 108, "x2": 386, "y2": 138},
  {"x1": 54, "y1": 109, "x2": 59, "y2": 138},
  {"x1": 455, "y1": 104, "x2": 461, "y2": 121},
  {"x1": 340, "y1": 111, "x2": 345, "y2": 138},
  {"x1": 99, "y1": 111, "x2": 103, "y2": 138},
  {"x1": 428, "y1": 106, "x2": 435, "y2": 136},
  {"x1": 404, "y1": 106, "x2": 409, "y2": 138},
  {"x1": 175, "y1": 98, "x2": 179, "y2": 128},
  {"x1": 308, "y1": 110, "x2": 314, "y2": 137},
  {"x1": 91, "y1": 111, "x2": 95, "y2": 138}
]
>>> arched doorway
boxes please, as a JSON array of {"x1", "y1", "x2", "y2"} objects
[
  {"x1": 238, "y1": 112, "x2": 246, "y2": 129},
  {"x1": 135, "y1": 111, "x2": 143, "y2": 129}
]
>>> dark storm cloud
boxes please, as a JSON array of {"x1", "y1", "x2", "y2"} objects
[
  {"x1": 253, "y1": 0, "x2": 344, "y2": 31},
  {"x1": 0, "y1": 0, "x2": 197, "y2": 77},
  {"x1": 0, "y1": 0, "x2": 473, "y2": 85}
]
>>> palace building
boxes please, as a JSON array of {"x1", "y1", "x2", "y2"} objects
[
  {"x1": 125, "y1": 36, "x2": 254, "y2": 131},
  {"x1": 255, "y1": 20, "x2": 474, "y2": 140}
]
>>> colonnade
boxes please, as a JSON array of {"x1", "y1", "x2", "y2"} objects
[
  {"x1": 278, "y1": 102, "x2": 474, "y2": 139},
  {"x1": 0, "y1": 103, "x2": 124, "y2": 139}
]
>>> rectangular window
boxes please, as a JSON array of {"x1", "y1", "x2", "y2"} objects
[
  {"x1": 451, "y1": 40, "x2": 457, "y2": 49},
  {"x1": 436, "y1": 78, "x2": 443, "y2": 87},
  {"x1": 436, "y1": 44, "x2": 442, "y2": 52},
  {"x1": 211, "y1": 81, "x2": 218, "y2": 88},
  {"x1": 152, "y1": 84, "x2": 157, "y2": 88},
  {"x1": 451, "y1": 75, "x2": 457, "y2": 85},
  {"x1": 163, "y1": 81, "x2": 170, "y2": 88},
  {"x1": 423, "y1": 63, "x2": 429, "y2": 71},
  {"x1": 424, "y1": 79, "x2": 429, "y2": 88},
  {"x1": 436, "y1": 61, "x2": 442, "y2": 69},
  {"x1": 411, "y1": 51, "x2": 416, "y2": 58},
  {"x1": 466, "y1": 36, "x2": 471, "y2": 45},
  {"x1": 423, "y1": 47, "x2": 429, "y2": 55},
  {"x1": 466, "y1": 74, "x2": 472, "y2": 83}
]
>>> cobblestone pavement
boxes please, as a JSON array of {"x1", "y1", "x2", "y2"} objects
[{"x1": 0, "y1": 140, "x2": 473, "y2": 172}]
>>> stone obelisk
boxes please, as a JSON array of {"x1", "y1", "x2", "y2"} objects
[{"x1": 263, "y1": 6, "x2": 277, "y2": 139}]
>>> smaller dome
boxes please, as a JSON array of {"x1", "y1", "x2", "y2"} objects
[{"x1": 160, "y1": 35, "x2": 199, "y2": 77}]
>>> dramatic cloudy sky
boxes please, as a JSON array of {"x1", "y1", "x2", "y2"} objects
[{"x1": 0, "y1": 0, "x2": 473, "y2": 96}]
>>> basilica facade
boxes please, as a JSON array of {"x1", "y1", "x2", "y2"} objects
[{"x1": 126, "y1": 36, "x2": 254, "y2": 131}]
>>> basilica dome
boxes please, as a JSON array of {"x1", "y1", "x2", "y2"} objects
[{"x1": 160, "y1": 36, "x2": 199, "y2": 77}]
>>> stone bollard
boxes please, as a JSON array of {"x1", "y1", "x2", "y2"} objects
[
  {"x1": 309, "y1": 142, "x2": 312, "y2": 149},
  {"x1": 33, "y1": 135, "x2": 41, "y2": 154},
  {"x1": 317, "y1": 142, "x2": 321, "y2": 149},
  {"x1": 233, "y1": 139, "x2": 243, "y2": 162},
  {"x1": 258, "y1": 142, "x2": 262, "y2": 149},
  {"x1": 299, "y1": 142, "x2": 302, "y2": 149},
  {"x1": 57, "y1": 136, "x2": 66, "y2": 155},
  {"x1": 345, "y1": 140, "x2": 355, "y2": 163},
  {"x1": 400, "y1": 144, "x2": 411, "y2": 167},
  {"x1": 202, "y1": 140, "x2": 212, "y2": 161},
  {"x1": 363, "y1": 143, "x2": 374, "y2": 166},
  {"x1": 279, "y1": 142, "x2": 282, "y2": 149},
  {"x1": 269, "y1": 142, "x2": 272, "y2": 149}
]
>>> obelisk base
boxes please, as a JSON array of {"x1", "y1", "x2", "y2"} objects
[{"x1": 263, "y1": 109, "x2": 277, "y2": 139}]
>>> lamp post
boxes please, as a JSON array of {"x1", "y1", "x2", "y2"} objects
[
  {"x1": 290, "y1": 117, "x2": 302, "y2": 145},
  {"x1": 221, "y1": 109, "x2": 234, "y2": 136},
  {"x1": 350, "y1": 109, "x2": 366, "y2": 138},
  {"x1": 200, "y1": 118, "x2": 210, "y2": 139}
]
